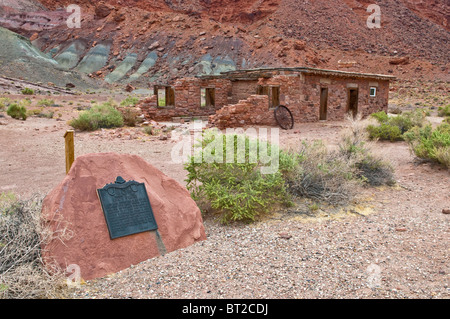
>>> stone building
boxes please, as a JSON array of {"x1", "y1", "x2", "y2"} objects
[{"x1": 139, "y1": 67, "x2": 395, "y2": 128}]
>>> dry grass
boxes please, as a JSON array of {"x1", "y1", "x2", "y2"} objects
[
  {"x1": 0, "y1": 194, "x2": 70, "y2": 299},
  {"x1": 286, "y1": 115, "x2": 395, "y2": 205}
]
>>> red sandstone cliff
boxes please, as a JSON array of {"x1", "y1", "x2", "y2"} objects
[{"x1": 0, "y1": 0, "x2": 448, "y2": 85}]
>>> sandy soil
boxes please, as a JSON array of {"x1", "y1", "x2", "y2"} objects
[{"x1": 0, "y1": 96, "x2": 449, "y2": 299}]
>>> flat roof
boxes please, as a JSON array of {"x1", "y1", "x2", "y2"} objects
[{"x1": 200, "y1": 67, "x2": 396, "y2": 81}]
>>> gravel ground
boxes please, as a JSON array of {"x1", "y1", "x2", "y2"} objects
[{"x1": 0, "y1": 106, "x2": 449, "y2": 299}]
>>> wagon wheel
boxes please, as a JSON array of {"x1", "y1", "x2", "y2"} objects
[{"x1": 274, "y1": 105, "x2": 294, "y2": 130}]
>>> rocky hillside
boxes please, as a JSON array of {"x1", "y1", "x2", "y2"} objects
[{"x1": 0, "y1": 0, "x2": 448, "y2": 90}]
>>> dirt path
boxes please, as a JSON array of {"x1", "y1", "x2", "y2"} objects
[{"x1": 0, "y1": 103, "x2": 449, "y2": 299}]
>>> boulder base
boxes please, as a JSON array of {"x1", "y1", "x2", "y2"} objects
[{"x1": 41, "y1": 153, "x2": 206, "y2": 280}]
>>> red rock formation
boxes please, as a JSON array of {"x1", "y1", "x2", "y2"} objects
[{"x1": 41, "y1": 153, "x2": 206, "y2": 280}]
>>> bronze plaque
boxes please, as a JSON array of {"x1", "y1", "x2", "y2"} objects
[{"x1": 97, "y1": 176, "x2": 158, "y2": 239}]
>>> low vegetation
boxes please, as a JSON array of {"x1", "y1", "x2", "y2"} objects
[
  {"x1": 185, "y1": 131, "x2": 294, "y2": 223},
  {"x1": 404, "y1": 122, "x2": 450, "y2": 168},
  {"x1": 37, "y1": 99, "x2": 55, "y2": 107},
  {"x1": 120, "y1": 96, "x2": 139, "y2": 107},
  {"x1": 0, "y1": 98, "x2": 11, "y2": 111},
  {"x1": 186, "y1": 119, "x2": 395, "y2": 224},
  {"x1": 69, "y1": 101, "x2": 124, "y2": 131},
  {"x1": 287, "y1": 118, "x2": 394, "y2": 204},
  {"x1": 438, "y1": 105, "x2": 450, "y2": 117},
  {"x1": 69, "y1": 99, "x2": 141, "y2": 131},
  {"x1": 366, "y1": 110, "x2": 427, "y2": 141},
  {"x1": 20, "y1": 88, "x2": 34, "y2": 95},
  {"x1": 6, "y1": 103, "x2": 27, "y2": 120},
  {"x1": 0, "y1": 193, "x2": 68, "y2": 299}
]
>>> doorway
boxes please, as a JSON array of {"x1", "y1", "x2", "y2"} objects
[
  {"x1": 348, "y1": 88, "x2": 359, "y2": 118},
  {"x1": 320, "y1": 88, "x2": 328, "y2": 120}
]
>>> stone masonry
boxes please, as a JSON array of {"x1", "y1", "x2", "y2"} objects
[{"x1": 138, "y1": 67, "x2": 394, "y2": 127}]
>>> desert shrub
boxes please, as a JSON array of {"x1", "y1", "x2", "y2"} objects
[
  {"x1": 21, "y1": 88, "x2": 34, "y2": 95},
  {"x1": 37, "y1": 111, "x2": 54, "y2": 119},
  {"x1": 286, "y1": 140, "x2": 359, "y2": 205},
  {"x1": 438, "y1": 105, "x2": 450, "y2": 117},
  {"x1": 7, "y1": 103, "x2": 27, "y2": 120},
  {"x1": 185, "y1": 130, "x2": 294, "y2": 223},
  {"x1": 366, "y1": 122, "x2": 403, "y2": 141},
  {"x1": 37, "y1": 99, "x2": 55, "y2": 107},
  {"x1": 0, "y1": 194, "x2": 69, "y2": 299},
  {"x1": 120, "y1": 96, "x2": 139, "y2": 107},
  {"x1": 119, "y1": 107, "x2": 139, "y2": 127},
  {"x1": 0, "y1": 98, "x2": 11, "y2": 111},
  {"x1": 404, "y1": 123, "x2": 450, "y2": 168},
  {"x1": 366, "y1": 110, "x2": 427, "y2": 141},
  {"x1": 143, "y1": 125, "x2": 156, "y2": 135},
  {"x1": 339, "y1": 117, "x2": 395, "y2": 186},
  {"x1": 286, "y1": 116, "x2": 395, "y2": 205},
  {"x1": 355, "y1": 155, "x2": 395, "y2": 186},
  {"x1": 69, "y1": 102, "x2": 124, "y2": 131}
]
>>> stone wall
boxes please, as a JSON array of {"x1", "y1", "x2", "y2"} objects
[
  {"x1": 230, "y1": 80, "x2": 259, "y2": 104},
  {"x1": 302, "y1": 75, "x2": 390, "y2": 120},
  {"x1": 209, "y1": 95, "x2": 277, "y2": 129},
  {"x1": 139, "y1": 71, "x2": 390, "y2": 125},
  {"x1": 139, "y1": 77, "x2": 232, "y2": 121}
]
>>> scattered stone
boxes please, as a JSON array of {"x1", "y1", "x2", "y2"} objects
[
  {"x1": 279, "y1": 232, "x2": 292, "y2": 239},
  {"x1": 148, "y1": 41, "x2": 160, "y2": 50},
  {"x1": 293, "y1": 40, "x2": 306, "y2": 51},
  {"x1": 125, "y1": 84, "x2": 135, "y2": 92},
  {"x1": 395, "y1": 227, "x2": 407, "y2": 232},
  {"x1": 442, "y1": 209, "x2": 450, "y2": 215},
  {"x1": 389, "y1": 57, "x2": 410, "y2": 65},
  {"x1": 95, "y1": 2, "x2": 114, "y2": 19},
  {"x1": 29, "y1": 32, "x2": 39, "y2": 42}
]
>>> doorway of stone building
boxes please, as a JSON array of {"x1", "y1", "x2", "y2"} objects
[
  {"x1": 320, "y1": 87, "x2": 328, "y2": 120},
  {"x1": 348, "y1": 88, "x2": 359, "y2": 118}
]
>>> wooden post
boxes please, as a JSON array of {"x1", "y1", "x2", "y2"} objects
[{"x1": 64, "y1": 130, "x2": 74, "y2": 174}]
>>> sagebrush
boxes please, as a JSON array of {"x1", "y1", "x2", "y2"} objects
[
  {"x1": 404, "y1": 122, "x2": 450, "y2": 168},
  {"x1": 0, "y1": 194, "x2": 69, "y2": 299},
  {"x1": 366, "y1": 110, "x2": 427, "y2": 141},
  {"x1": 69, "y1": 101, "x2": 124, "y2": 131},
  {"x1": 7, "y1": 103, "x2": 27, "y2": 120}
]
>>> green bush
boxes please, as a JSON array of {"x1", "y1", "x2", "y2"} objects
[
  {"x1": 7, "y1": 103, "x2": 27, "y2": 120},
  {"x1": 21, "y1": 88, "x2": 34, "y2": 95},
  {"x1": 367, "y1": 110, "x2": 426, "y2": 141},
  {"x1": 186, "y1": 121, "x2": 397, "y2": 223},
  {"x1": 120, "y1": 96, "x2": 139, "y2": 107},
  {"x1": 367, "y1": 122, "x2": 403, "y2": 141},
  {"x1": 37, "y1": 99, "x2": 55, "y2": 107},
  {"x1": 438, "y1": 105, "x2": 450, "y2": 117},
  {"x1": 0, "y1": 98, "x2": 11, "y2": 111},
  {"x1": 69, "y1": 102, "x2": 124, "y2": 131},
  {"x1": 185, "y1": 130, "x2": 294, "y2": 223},
  {"x1": 404, "y1": 123, "x2": 450, "y2": 168}
]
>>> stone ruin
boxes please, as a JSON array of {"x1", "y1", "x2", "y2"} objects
[{"x1": 138, "y1": 67, "x2": 395, "y2": 128}]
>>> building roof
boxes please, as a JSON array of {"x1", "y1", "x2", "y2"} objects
[{"x1": 199, "y1": 67, "x2": 396, "y2": 81}]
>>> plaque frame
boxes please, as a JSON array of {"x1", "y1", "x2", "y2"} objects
[{"x1": 97, "y1": 176, "x2": 158, "y2": 239}]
